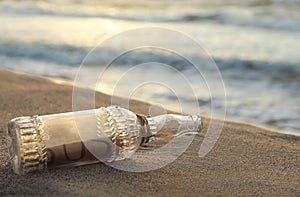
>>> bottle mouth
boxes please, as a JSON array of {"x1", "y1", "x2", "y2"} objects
[{"x1": 191, "y1": 115, "x2": 202, "y2": 131}]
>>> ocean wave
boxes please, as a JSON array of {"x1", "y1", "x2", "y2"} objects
[
  {"x1": 1, "y1": 2, "x2": 300, "y2": 31},
  {"x1": 0, "y1": 43, "x2": 195, "y2": 69},
  {"x1": 72, "y1": 48, "x2": 300, "y2": 80},
  {"x1": 1, "y1": 43, "x2": 299, "y2": 81},
  {"x1": 215, "y1": 58, "x2": 300, "y2": 82},
  {"x1": 0, "y1": 3, "x2": 149, "y2": 22},
  {"x1": 0, "y1": 43, "x2": 88, "y2": 66},
  {"x1": 174, "y1": 12, "x2": 300, "y2": 31}
]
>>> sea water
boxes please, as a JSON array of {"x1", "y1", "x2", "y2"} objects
[{"x1": 0, "y1": 0, "x2": 299, "y2": 134}]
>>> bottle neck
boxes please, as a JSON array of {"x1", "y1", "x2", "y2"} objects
[{"x1": 146, "y1": 114, "x2": 202, "y2": 136}]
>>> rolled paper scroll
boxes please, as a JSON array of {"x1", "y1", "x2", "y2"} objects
[{"x1": 7, "y1": 106, "x2": 202, "y2": 175}]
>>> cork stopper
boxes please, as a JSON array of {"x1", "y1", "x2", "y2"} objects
[{"x1": 7, "y1": 116, "x2": 47, "y2": 175}]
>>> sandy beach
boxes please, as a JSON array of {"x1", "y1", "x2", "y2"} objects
[{"x1": 0, "y1": 70, "x2": 299, "y2": 196}]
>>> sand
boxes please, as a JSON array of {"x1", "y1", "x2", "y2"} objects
[{"x1": 0, "y1": 70, "x2": 299, "y2": 196}]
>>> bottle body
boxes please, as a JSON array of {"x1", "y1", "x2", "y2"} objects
[
  {"x1": 40, "y1": 110, "x2": 114, "y2": 168},
  {"x1": 8, "y1": 107, "x2": 145, "y2": 174}
]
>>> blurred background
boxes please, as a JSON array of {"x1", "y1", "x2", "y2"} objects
[{"x1": 0, "y1": 0, "x2": 299, "y2": 133}]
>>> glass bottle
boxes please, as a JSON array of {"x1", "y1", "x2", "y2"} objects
[{"x1": 7, "y1": 106, "x2": 202, "y2": 175}]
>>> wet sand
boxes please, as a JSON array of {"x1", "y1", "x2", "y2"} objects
[{"x1": 0, "y1": 70, "x2": 299, "y2": 196}]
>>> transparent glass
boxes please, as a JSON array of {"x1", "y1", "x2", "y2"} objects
[{"x1": 7, "y1": 106, "x2": 202, "y2": 175}]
